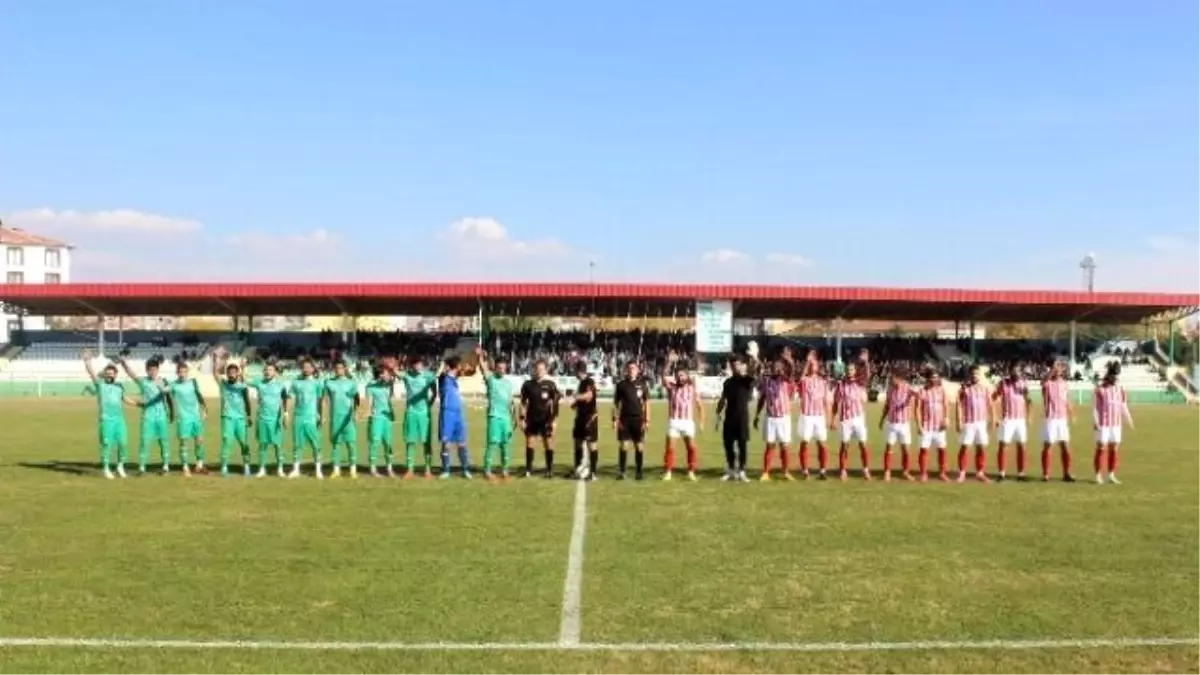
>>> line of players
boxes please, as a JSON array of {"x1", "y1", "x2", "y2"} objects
[
  {"x1": 81, "y1": 345, "x2": 1133, "y2": 485},
  {"x1": 737, "y1": 356, "x2": 1133, "y2": 485}
]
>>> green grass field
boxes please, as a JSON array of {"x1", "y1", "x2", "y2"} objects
[{"x1": 0, "y1": 398, "x2": 1196, "y2": 673}]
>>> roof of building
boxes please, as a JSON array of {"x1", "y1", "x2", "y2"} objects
[
  {"x1": 0, "y1": 225, "x2": 70, "y2": 248},
  {"x1": 0, "y1": 282, "x2": 1194, "y2": 323}
]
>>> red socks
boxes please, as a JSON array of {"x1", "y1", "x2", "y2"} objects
[
  {"x1": 901, "y1": 448, "x2": 911, "y2": 473},
  {"x1": 1107, "y1": 447, "x2": 1118, "y2": 474},
  {"x1": 685, "y1": 441, "x2": 697, "y2": 472},
  {"x1": 1015, "y1": 445, "x2": 1026, "y2": 474},
  {"x1": 859, "y1": 445, "x2": 871, "y2": 471},
  {"x1": 819, "y1": 444, "x2": 829, "y2": 471},
  {"x1": 763, "y1": 447, "x2": 775, "y2": 473},
  {"x1": 780, "y1": 446, "x2": 791, "y2": 473},
  {"x1": 664, "y1": 441, "x2": 675, "y2": 472},
  {"x1": 1041, "y1": 446, "x2": 1051, "y2": 476},
  {"x1": 957, "y1": 447, "x2": 968, "y2": 473},
  {"x1": 997, "y1": 444, "x2": 1007, "y2": 474},
  {"x1": 1093, "y1": 447, "x2": 1105, "y2": 473},
  {"x1": 918, "y1": 448, "x2": 928, "y2": 475},
  {"x1": 882, "y1": 448, "x2": 893, "y2": 473},
  {"x1": 974, "y1": 448, "x2": 986, "y2": 473},
  {"x1": 1061, "y1": 446, "x2": 1072, "y2": 475},
  {"x1": 938, "y1": 448, "x2": 947, "y2": 473},
  {"x1": 838, "y1": 446, "x2": 848, "y2": 472},
  {"x1": 799, "y1": 442, "x2": 810, "y2": 472}
]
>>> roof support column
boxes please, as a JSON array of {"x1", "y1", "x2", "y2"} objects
[
  {"x1": 1068, "y1": 321, "x2": 1077, "y2": 378},
  {"x1": 1168, "y1": 319, "x2": 1176, "y2": 365},
  {"x1": 478, "y1": 299, "x2": 490, "y2": 349},
  {"x1": 247, "y1": 314, "x2": 255, "y2": 349},
  {"x1": 834, "y1": 317, "x2": 844, "y2": 364},
  {"x1": 341, "y1": 313, "x2": 349, "y2": 344},
  {"x1": 117, "y1": 316, "x2": 123, "y2": 347},
  {"x1": 97, "y1": 315, "x2": 106, "y2": 358},
  {"x1": 969, "y1": 321, "x2": 977, "y2": 362},
  {"x1": 351, "y1": 315, "x2": 358, "y2": 348}
]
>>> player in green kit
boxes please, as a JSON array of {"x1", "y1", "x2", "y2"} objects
[
  {"x1": 167, "y1": 360, "x2": 207, "y2": 475},
  {"x1": 214, "y1": 349, "x2": 252, "y2": 478},
  {"x1": 363, "y1": 363, "x2": 398, "y2": 477},
  {"x1": 249, "y1": 362, "x2": 290, "y2": 478},
  {"x1": 476, "y1": 348, "x2": 517, "y2": 481},
  {"x1": 118, "y1": 355, "x2": 172, "y2": 475},
  {"x1": 288, "y1": 357, "x2": 324, "y2": 479},
  {"x1": 84, "y1": 351, "x2": 138, "y2": 479},
  {"x1": 401, "y1": 356, "x2": 438, "y2": 479},
  {"x1": 323, "y1": 360, "x2": 361, "y2": 479}
]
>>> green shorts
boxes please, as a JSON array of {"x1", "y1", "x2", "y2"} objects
[
  {"x1": 221, "y1": 418, "x2": 248, "y2": 444},
  {"x1": 176, "y1": 417, "x2": 203, "y2": 441},
  {"x1": 98, "y1": 419, "x2": 128, "y2": 448},
  {"x1": 329, "y1": 415, "x2": 357, "y2": 445},
  {"x1": 292, "y1": 418, "x2": 320, "y2": 450},
  {"x1": 368, "y1": 417, "x2": 393, "y2": 447},
  {"x1": 403, "y1": 412, "x2": 431, "y2": 444},
  {"x1": 486, "y1": 417, "x2": 513, "y2": 447},
  {"x1": 256, "y1": 418, "x2": 284, "y2": 447},
  {"x1": 140, "y1": 417, "x2": 170, "y2": 442}
]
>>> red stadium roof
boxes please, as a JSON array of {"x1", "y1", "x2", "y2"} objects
[{"x1": 0, "y1": 282, "x2": 1195, "y2": 323}]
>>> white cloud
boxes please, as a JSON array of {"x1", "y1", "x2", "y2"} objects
[
  {"x1": 6, "y1": 208, "x2": 201, "y2": 235},
  {"x1": 701, "y1": 248, "x2": 750, "y2": 264},
  {"x1": 765, "y1": 252, "x2": 812, "y2": 267},
  {"x1": 441, "y1": 216, "x2": 573, "y2": 260},
  {"x1": 224, "y1": 228, "x2": 340, "y2": 251}
]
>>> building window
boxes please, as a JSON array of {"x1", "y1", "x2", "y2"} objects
[
  {"x1": 45, "y1": 248, "x2": 61, "y2": 268},
  {"x1": 6, "y1": 271, "x2": 24, "y2": 284},
  {"x1": 6, "y1": 247, "x2": 23, "y2": 266},
  {"x1": 44, "y1": 272, "x2": 61, "y2": 284}
]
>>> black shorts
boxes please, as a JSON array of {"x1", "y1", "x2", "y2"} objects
[
  {"x1": 573, "y1": 417, "x2": 598, "y2": 443},
  {"x1": 616, "y1": 417, "x2": 646, "y2": 444},
  {"x1": 524, "y1": 416, "x2": 554, "y2": 438}
]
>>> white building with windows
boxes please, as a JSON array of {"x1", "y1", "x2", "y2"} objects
[{"x1": 0, "y1": 223, "x2": 72, "y2": 343}]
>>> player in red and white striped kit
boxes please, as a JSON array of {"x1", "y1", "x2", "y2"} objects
[
  {"x1": 661, "y1": 368, "x2": 704, "y2": 482},
  {"x1": 993, "y1": 364, "x2": 1031, "y2": 481},
  {"x1": 832, "y1": 362, "x2": 871, "y2": 480},
  {"x1": 796, "y1": 360, "x2": 831, "y2": 480},
  {"x1": 1040, "y1": 361, "x2": 1076, "y2": 482},
  {"x1": 876, "y1": 369, "x2": 915, "y2": 482},
  {"x1": 915, "y1": 367, "x2": 949, "y2": 482},
  {"x1": 955, "y1": 365, "x2": 994, "y2": 483},
  {"x1": 1093, "y1": 361, "x2": 1134, "y2": 484},
  {"x1": 755, "y1": 360, "x2": 795, "y2": 481}
]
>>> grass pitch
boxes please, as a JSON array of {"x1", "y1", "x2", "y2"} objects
[{"x1": 0, "y1": 398, "x2": 1196, "y2": 673}]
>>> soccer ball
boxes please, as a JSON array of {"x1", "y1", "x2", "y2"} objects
[{"x1": 575, "y1": 464, "x2": 591, "y2": 480}]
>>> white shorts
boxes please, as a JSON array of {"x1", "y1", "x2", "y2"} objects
[
  {"x1": 885, "y1": 423, "x2": 912, "y2": 446},
  {"x1": 763, "y1": 416, "x2": 792, "y2": 444},
  {"x1": 1095, "y1": 425, "x2": 1123, "y2": 445},
  {"x1": 840, "y1": 417, "x2": 868, "y2": 443},
  {"x1": 961, "y1": 421, "x2": 989, "y2": 446},
  {"x1": 799, "y1": 415, "x2": 828, "y2": 443},
  {"x1": 667, "y1": 419, "x2": 696, "y2": 439},
  {"x1": 999, "y1": 419, "x2": 1028, "y2": 444},
  {"x1": 919, "y1": 430, "x2": 948, "y2": 449},
  {"x1": 1042, "y1": 419, "x2": 1070, "y2": 444}
]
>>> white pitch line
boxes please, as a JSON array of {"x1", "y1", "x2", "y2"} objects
[
  {"x1": 0, "y1": 636, "x2": 1194, "y2": 653},
  {"x1": 558, "y1": 478, "x2": 588, "y2": 646}
]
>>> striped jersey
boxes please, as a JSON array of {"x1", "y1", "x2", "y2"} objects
[
  {"x1": 1042, "y1": 377, "x2": 1069, "y2": 420},
  {"x1": 916, "y1": 384, "x2": 947, "y2": 432},
  {"x1": 958, "y1": 382, "x2": 990, "y2": 424},
  {"x1": 759, "y1": 377, "x2": 793, "y2": 418},
  {"x1": 996, "y1": 378, "x2": 1029, "y2": 420},
  {"x1": 883, "y1": 383, "x2": 913, "y2": 424},
  {"x1": 666, "y1": 382, "x2": 697, "y2": 421},
  {"x1": 833, "y1": 379, "x2": 866, "y2": 421},
  {"x1": 1094, "y1": 383, "x2": 1127, "y2": 427},
  {"x1": 798, "y1": 375, "x2": 829, "y2": 417}
]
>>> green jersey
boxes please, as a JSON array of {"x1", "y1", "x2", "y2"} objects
[
  {"x1": 324, "y1": 377, "x2": 359, "y2": 420},
  {"x1": 136, "y1": 376, "x2": 170, "y2": 420},
  {"x1": 291, "y1": 376, "x2": 323, "y2": 421},
  {"x1": 219, "y1": 379, "x2": 249, "y2": 420},
  {"x1": 365, "y1": 379, "x2": 395, "y2": 421},
  {"x1": 94, "y1": 377, "x2": 126, "y2": 422},
  {"x1": 402, "y1": 371, "x2": 436, "y2": 415},
  {"x1": 168, "y1": 378, "x2": 203, "y2": 419},
  {"x1": 485, "y1": 374, "x2": 514, "y2": 420},
  {"x1": 252, "y1": 378, "x2": 288, "y2": 421}
]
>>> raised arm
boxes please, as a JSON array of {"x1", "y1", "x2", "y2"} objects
[
  {"x1": 475, "y1": 348, "x2": 490, "y2": 378},
  {"x1": 117, "y1": 355, "x2": 139, "y2": 381},
  {"x1": 82, "y1": 349, "x2": 98, "y2": 380}
]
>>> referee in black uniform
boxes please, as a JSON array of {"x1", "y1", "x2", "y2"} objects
[
  {"x1": 519, "y1": 359, "x2": 560, "y2": 478},
  {"x1": 716, "y1": 355, "x2": 756, "y2": 482},
  {"x1": 570, "y1": 361, "x2": 599, "y2": 479},
  {"x1": 612, "y1": 361, "x2": 650, "y2": 480}
]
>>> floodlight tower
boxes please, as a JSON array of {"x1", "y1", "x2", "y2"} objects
[{"x1": 1080, "y1": 252, "x2": 1097, "y2": 293}]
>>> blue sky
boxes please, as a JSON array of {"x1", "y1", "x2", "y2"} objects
[{"x1": 1, "y1": 0, "x2": 1195, "y2": 290}]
